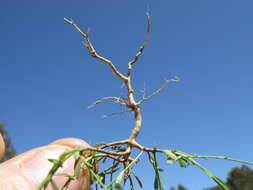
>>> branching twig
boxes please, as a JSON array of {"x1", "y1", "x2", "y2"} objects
[
  {"x1": 88, "y1": 96, "x2": 128, "y2": 108},
  {"x1": 138, "y1": 77, "x2": 180, "y2": 105},
  {"x1": 64, "y1": 18, "x2": 128, "y2": 82}
]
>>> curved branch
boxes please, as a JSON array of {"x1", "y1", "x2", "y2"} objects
[
  {"x1": 88, "y1": 96, "x2": 128, "y2": 108},
  {"x1": 64, "y1": 18, "x2": 127, "y2": 81},
  {"x1": 137, "y1": 77, "x2": 180, "y2": 105},
  {"x1": 127, "y1": 13, "x2": 151, "y2": 77}
]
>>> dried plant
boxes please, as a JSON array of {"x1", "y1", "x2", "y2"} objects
[{"x1": 37, "y1": 14, "x2": 253, "y2": 190}]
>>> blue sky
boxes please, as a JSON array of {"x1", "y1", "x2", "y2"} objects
[{"x1": 1, "y1": 0, "x2": 253, "y2": 189}]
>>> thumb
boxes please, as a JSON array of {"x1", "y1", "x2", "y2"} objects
[
  {"x1": 0, "y1": 133, "x2": 5, "y2": 160},
  {"x1": 0, "y1": 138, "x2": 91, "y2": 190}
]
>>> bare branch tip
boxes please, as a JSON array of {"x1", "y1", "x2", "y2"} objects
[{"x1": 64, "y1": 17, "x2": 73, "y2": 25}]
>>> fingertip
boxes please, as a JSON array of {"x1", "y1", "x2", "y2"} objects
[{"x1": 50, "y1": 138, "x2": 92, "y2": 149}]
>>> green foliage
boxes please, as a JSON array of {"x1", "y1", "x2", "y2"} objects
[
  {"x1": 148, "y1": 151, "x2": 164, "y2": 190},
  {"x1": 37, "y1": 146, "x2": 253, "y2": 190},
  {"x1": 204, "y1": 165, "x2": 253, "y2": 190},
  {"x1": 0, "y1": 122, "x2": 16, "y2": 162}
]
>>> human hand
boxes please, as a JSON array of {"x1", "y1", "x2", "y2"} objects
[{"x1": 0, "y1": 137, "x2": 91, "y2": 190}]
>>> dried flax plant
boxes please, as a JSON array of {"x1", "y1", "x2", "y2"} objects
[{"x1": 37, "y1": 14, "x2": 253, "y2": 190}]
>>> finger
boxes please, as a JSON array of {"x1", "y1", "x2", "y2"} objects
[
  {"x1": 0, "y1": 138, "x2": 92, "y2": 190},
  {"x1": 50, "y1": 138, "x2": 91, "y2": 149},
  {"x1": 0, "y1": 133, "x2": 5, "y2": 160}
]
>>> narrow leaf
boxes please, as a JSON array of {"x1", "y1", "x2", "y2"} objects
[
  {"x1": 134, "y1": 174, "x2": 143, "y2": 188},
  {"x1": 54, "y1": 173, "x2": 74, "y2": 179},
  {"x1": 89, "y1": 169, "x2": 108, "y2": 190},
  {"x1": 74, "y1": 159, "x2": 83, "y2": 178},
  {"x1": 115, "y1": 151, "x2": 143, "y2": 185},
  {"x1": 59, "y1": 148, "x2": 84, "y2": 162},
  {"x1": 48, "y1": 159, "x2": 62, "y2": 166},
  {"x1": 187, "y1": 157, "x2": 228, "y2": 190},
  {"x1": 162, "y1": 150, "x2": 178, "y2": 160},
  {"x1": 178, "y1": 158, "x2": 188, "y2": 168}
]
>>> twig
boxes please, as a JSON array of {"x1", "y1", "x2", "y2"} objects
[
  {"x1": 138, "y1": 77, "x2": 180, "y2": 105},
  {"x1": 88, "y1": 96, "x2": 128, "y2": 108},
  {"x1": 64, "y1": 18, "x2": 128, "y2": 81},
  {"x1": 127, "y1": 13, "x2": 151, "y2": 77},
  {"x1": 102, "y1": 109, "x2": 132, "y2": 118}
]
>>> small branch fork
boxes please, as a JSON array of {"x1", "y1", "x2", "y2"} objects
[
  {"x1": 64, "y1": 13, "x2": 177, "y2": 171},
  {"x1": 64, "y1": 16, "x2": 151, "y2": 142},
  {"x1": 64, "y1": 18, "x2": 127, "y2": 81}
]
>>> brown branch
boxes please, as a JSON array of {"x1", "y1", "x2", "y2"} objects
[
  {"x1": 98, "y1": 139, "x2": 165, "y2": 154},
  {"x1": 137, "y1": 77, "x2": 180, "y2": 105},
  {"x1": 88, "y1": 96, "x2": 128, "y2": 108},
  {"x1": 127, "y1": 13, "x2": 151, "y2": 77},
  {"x1": 102, "y1": 109, "x2": 132, "y2": 118},
  {"x1": 89, "y1": 147, "x2": 130, "y2": 157},
  {"x1": 64, "y1": 18, "x2": 128, "y2": 81}
]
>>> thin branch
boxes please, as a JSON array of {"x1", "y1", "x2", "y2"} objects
[
  {"x1": 88, "y1": 96, "x2": 128, "y2": 108},
  {"x1": 137, "y1": 77, "x2": 180, "y2": 105},
  {"x1": 103, "y1": 161, "x2": 121, "y2": 174},
  {"x1": 127, "y1": 12, "x2": 151, "y2": 77},
  {"x1": 102, "y1": 109, "x2": 132, "y2": 118},
  {"x1": 99, "y1": 139, "x2": 130, "y2": 149},
  {"x1": 98, "y1": 139, "x2": 165, "y2": 154},
  {"x1": 95, "y1": 154, "x2": 127, "y2": 163},
  {"x1": 139, "y1": 82, "x2": 147, "y2": 100},
  {"x1": 64, "y1": 18, "x2": 128, "y2": 81},
  {"x1": 87, "y1": 147, "x2": 130, "y2": 157}
]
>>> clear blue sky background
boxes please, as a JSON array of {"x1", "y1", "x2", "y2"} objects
[{"x1": 1, "y1": 1, "x2": 253, "y2": 189}]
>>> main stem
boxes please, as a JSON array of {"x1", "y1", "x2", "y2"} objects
[
  {"x1": 125, "y1": 76, "x2": 142, "y2": 142},
  {"x1": 63, "y1": 17, "x2": 145, "y2": 142}
]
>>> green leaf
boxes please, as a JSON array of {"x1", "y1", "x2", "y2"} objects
[
  {"x1": 187, "y1": 157, "x2": 228, "y2": 190},
  {"x1": 154, "y1": 176, "x2": 158, "y2": 190},
  {"x1": 74, "y1": 159, "x2": 83, "y2": 178},
  {"x1": 129, "y1": 175, "x2": 135, "y2": 190},
  {"x1": 80, "y1": 156, "x2": 93, "y2": 168},
  {"x1": 148, "y1": 152, "x2": 164, "y2": 190},
  {"x1": 115, "y1": 151, "x2": 143, "y2": 185},
  {"x1": 54, "y1": 173, "x2": 74, "y2": 179},
  {"x1": 148, "y1": 154, "x2": 155, "y2": 163},
  {"x1": 48, "y1": 159, "x2": 62, "y2": 166},
  {"x1": 89, "y1": 169, "x2": 108, "y2": 190},
  {"x1": 59, "y1": 148, "x2": 84, "y2": 162},
  {"x1": 177, "y1": 158, "x2": 189, "y2": 168},
  {"x1": 162, "y1": 150, "x2": 178, "y2": 160},
  {"x1": 100, "y1": 173, "x2": 106, "y2": 186},
  {"x1": 188, "y1": 154, "x2": 253, "y2": 166},
  {"x1": 212, "y1": 176, "x2": 229, "y2": 190},
  {"x1": 133, "y1": 174, "x2": 143, "y2": 188},
  {"x1": 174, "y1": 150, "x2": 229, "y2": 190}
]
